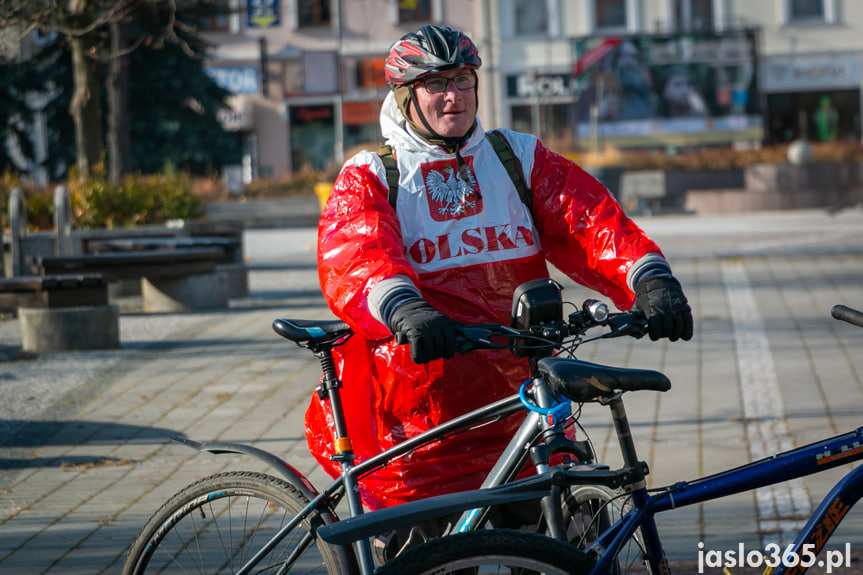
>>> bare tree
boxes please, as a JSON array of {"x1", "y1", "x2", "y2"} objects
[
  {"x1": 0, "y1": 0, "x2": 218, "y2": 183},
  {"x1": 107, "y1": 17, "x2": 130, "y2": 183}
]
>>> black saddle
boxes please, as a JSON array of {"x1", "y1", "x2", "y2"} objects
[
  {"x1": 539, "y1": 357, "x2": 670, "y2": 402},
  {"x1": 272, "y1": 318, "x2": 352, "y2": 346}
]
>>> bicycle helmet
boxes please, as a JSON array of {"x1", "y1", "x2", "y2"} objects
[{"x1": 385, "y1": 25, "x2": 481, "y2": 87}]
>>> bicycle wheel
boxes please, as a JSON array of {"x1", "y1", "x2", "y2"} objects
[
  {"x1": 560, "y1": 485, "x2": 645, "y2": 574},
  {"x1": 558, "y1": 485, "x2": 622, "y2": 548},
  {"x1": 123, "y1": 471, "x2": 356, "y2": 575},
  {"x1": 374, "y1": 529, "x2": 595, "y2": 575}
]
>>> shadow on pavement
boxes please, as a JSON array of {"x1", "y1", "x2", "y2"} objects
[
  {"x1": 0, "y1": 419, "x2": 179, "y2": 466},
  {"x1": 0, "y1": 454, "x2": 133, "y2": 470}
]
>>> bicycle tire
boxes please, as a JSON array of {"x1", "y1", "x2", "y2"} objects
[
  {"x1": 374, "y1": 529, "x2": 595, "y2": 575},
  {"x1": 122, "y1": 471, "x2": 356, "y2": 575},
  {"x1": 560, "y1": 485, "x2": 644, "y2": 574},
  {"x1": 557, "y1": 484, "x2": 619, "y2": 547}
]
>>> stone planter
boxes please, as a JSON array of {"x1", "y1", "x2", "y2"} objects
[
  {"x1": 619, "y1": 168, "x2": 744, "y2": 214},
  {"x1": 584, "y1": 166, "x2": 625, "y2": 200},
  {"x1": 685, "y1": 162, "x2": 863, "y2": 213}
]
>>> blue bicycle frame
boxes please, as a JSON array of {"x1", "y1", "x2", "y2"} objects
[{"x1": 589, "y1": 427, "x2": 863, "y2": 575}]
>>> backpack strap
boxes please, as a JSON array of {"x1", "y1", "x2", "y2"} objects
[
  {"x1": 377, "y1": 145, "x2": 400, "y2": 211},
  {"x1": 485, "y1": 130, "x2": 533, "y2": 216}
]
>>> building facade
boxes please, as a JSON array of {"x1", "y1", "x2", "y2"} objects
[
  {"x1": 482, "y1": 0, "x2": 863, "y2": 152},
  {"x1": 175, "y1": 0, "x2": 863, "y2": 178},
  {"x1": 201, "y1": 0, "x2": 479, "y2": 180}
]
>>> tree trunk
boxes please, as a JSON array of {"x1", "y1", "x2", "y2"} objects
[
  {"x1": 69, "y1": 31, "x2": 103, "y2": 181},
  {"x1": 107, "y1": 18, "x2": 131, "y2": 184}
]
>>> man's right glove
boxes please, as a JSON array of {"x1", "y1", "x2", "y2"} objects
[
  {"x1": 634, "y1": 275, "x2": 693, "y2": 342},
  {"x1": 387, "y1": 300, "x2": 459, "y2": 364}
]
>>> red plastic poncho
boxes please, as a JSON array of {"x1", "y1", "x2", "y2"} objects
[{"x1": 305, "y1": 93, "x2": 664, "y2": 510}]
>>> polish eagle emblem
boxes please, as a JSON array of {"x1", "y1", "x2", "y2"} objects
[{"x1": 424, "y1": 165, "x2": 479, "y2": 218}]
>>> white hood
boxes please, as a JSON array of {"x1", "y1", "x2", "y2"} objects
[{"x1": 379, "y1": 90, "x2": 486, "y2": 156}]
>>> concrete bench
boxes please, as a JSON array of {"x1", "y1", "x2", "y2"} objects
[
  {"x1": 0, "y1": 274, "x2": 108, "y2": 311},
  {"x1": 83, "y1": 237, "x2": 248, "y2": 298},
  {"x1": 85, "y1": 236, "x2": 242, "y2": 263},
  {"x1": 0, "y1": 274, "x2": 118, "y2": 352},
  {"x1": 28, "y1": 248, "x2": 229, "y2": 313}
]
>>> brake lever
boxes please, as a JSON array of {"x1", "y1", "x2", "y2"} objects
[
  {"x1": 455, "y1": 324, "x2": 520, "y2": 354},
  {"x1": 601, "y1": 312, "x2": 648, "y2": 339}
]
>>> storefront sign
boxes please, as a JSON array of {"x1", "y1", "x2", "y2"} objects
[
  {"x1": 204, "y1": 66, "x2": 260, "y2": 95},
  {"x1": 292, "y1": 105, "x2": 334, "y2": 124},
  {"x1": 507, "y1": 73, "x2": 576, "y2": 98},
  {"x1": 343, "y1": 101, "x2": 382, "y2": 125},
  {"x1": 248, "y1": 0, "x2": 280, "y2": 28},
  {"x1": 763, "y1": 58, "x2": 862, "y2": 92},
  {"x1": 217, "y1": 96, "x2": 254, "y2": 131}
]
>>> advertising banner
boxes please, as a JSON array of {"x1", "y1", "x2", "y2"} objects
[
  {"x1": 572, "y1": 29, "x2": 761, "y2": 144},
  {"x1": 204, "y1": 66, "x2": 260, "y2": 95},
  {"x1": 248, "y1": 0, "x2": 280, "y2": 29}
]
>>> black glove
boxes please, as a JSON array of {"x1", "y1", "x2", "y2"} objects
[
  {"x1": 634, "y1": 275, "x2": 693, "y2": 342},
  {"x1": 387, "y1": 300, "x2": 459, "y2": 364}
]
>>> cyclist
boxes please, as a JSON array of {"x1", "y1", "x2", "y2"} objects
[{"x1": 307, "y1": 22, "x2": 692, "y2": 544}]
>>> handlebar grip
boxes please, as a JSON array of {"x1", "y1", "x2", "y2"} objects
[{"x1": 831, "y1": 305, "x2": 863, "y2": 328}]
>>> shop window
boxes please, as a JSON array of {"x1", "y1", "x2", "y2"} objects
[
  {"x1": 283, "y1": 60, "x2": 304, "y2": 96},
  {"x1": 790, "y1": 0, "x2": 823, "y2": 20},
  {"x1": 510, "y1": 103, "x2": 574, "y2": 146},
  {"x1": 510, "y1": 105, "x2": 533, "y2": 135},
  {"x1": 298, "y1": 0, "x2": 331, "y2": 28},
  {"x1": 766, "y1": 90, "x2": 859, "y2": 143},
  {"x1": 290, "y1": 104, "x2": 336, "y2": 170},
  {"x1": 345, "y1": 122, "x2": 382, "y2": 152},
  {"x1": 595, "y1": 0, "x2": 626, "y2": 30},
  {"x1": 398, "y1": 0, "x2": 432, "y2": 23},
  {"x1": 356, "y1": 59, "x2": 388, "y2": 90},
  {"x1": 782, "y1": 0, "x2": 836, "y2": 24},
  {"x1": 197, "y1": 0, "x2": 231, "y2": 31},
  {"x1": 514, "y1": 0, "x2": 548, "y2": 36},
  {"x1": 673, "y1": 0, "x2": 714, "y2": 32}
]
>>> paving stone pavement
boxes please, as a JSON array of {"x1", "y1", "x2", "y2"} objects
[{"x1": 1, "y1": 208, "x2": 863, "y2": 573}]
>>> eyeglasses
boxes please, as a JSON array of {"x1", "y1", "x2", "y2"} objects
[{"x1": 418, "y1": 73, "x2": 477, "y2": 94}]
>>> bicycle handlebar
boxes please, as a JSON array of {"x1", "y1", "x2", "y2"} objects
[
  {"x1": 831, "y1": 304, "x2": 863, "y2": 328},
  {"x1": 455, "y1": 301, "x2": 648, "y2": 355}
]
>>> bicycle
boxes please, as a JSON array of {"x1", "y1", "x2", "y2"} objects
[
  {"x1": 324, "y1": 304, "x2": 863, "y2": 575},
  {"x1": 122, "y1": 278, "x2": 655, "y2": 575}
]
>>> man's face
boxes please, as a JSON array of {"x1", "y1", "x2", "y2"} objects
[{"x1": 409, "y1": 69, "x2": 477, "y2": 139}]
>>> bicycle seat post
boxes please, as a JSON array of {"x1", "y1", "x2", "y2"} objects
[
  {"x1": 315, "y1": 346, "x2": 377, "y2": 573},
  {"x1": 607, "y1": 395, "x2": 648, "y2": 491},
  {"x1": 315, "y1": 349, "x2": 352, "y2": 458}
]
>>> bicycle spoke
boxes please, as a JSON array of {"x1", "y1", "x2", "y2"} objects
[{"x1": 123, "y1": 472, "x2": 350, "y2": 575}]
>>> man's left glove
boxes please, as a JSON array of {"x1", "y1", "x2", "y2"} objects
[
  {"x1": 387, "y1": 300, "x2": 460, "y2": 364},
  {"x1": 634, "y1": 275, "x2": 693, "y2": 342}
]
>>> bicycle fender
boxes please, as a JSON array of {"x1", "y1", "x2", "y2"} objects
[
  {"x1": 317, "y1": 472, "x2": 559, "y2": 545},
  {"x1": 171, "y1": 435, "x2": 319, "y2": 502}
]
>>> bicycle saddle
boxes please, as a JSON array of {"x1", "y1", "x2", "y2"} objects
[
  {"x1": 272, "y1": 318, "x2": 352, "y2": 345},
  {"x1": 538, "y1": 357, "x2": 670, "y2": 402}
]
